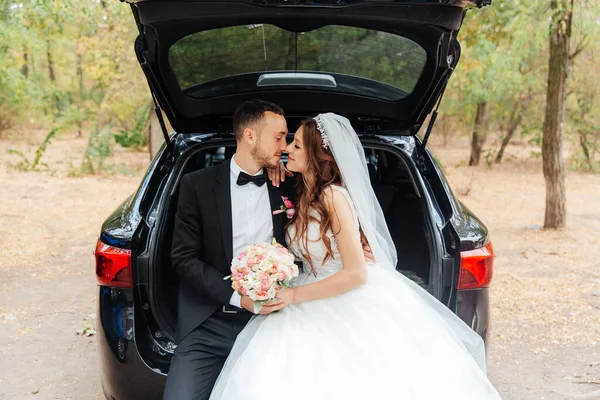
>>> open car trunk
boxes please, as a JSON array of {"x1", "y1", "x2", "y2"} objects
[
  {"x1": 126, "y1": 0, "x2": 492, "y2": 136},
  {"x1": 147, "y1": 137, "x2": 438, "y2": 342}
]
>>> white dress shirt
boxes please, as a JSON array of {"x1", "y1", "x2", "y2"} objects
[{"x1": 229, "y1": 155, "x2": 274, "y2": 308}]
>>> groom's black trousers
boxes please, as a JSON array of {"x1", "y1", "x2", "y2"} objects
[{"x1": 163, "y1": 309, "x2": 252, "y2": 400}]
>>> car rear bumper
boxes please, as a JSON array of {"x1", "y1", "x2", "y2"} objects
[
  {"x1": 97, "y1": 286, "x2": 489, "y2": 400},
  {"x1": 98, "y1": 287, "x2": 165, "y2": 400},
  {"x1": 456, "y1": 288, "x2": 490, "y2": 345}
]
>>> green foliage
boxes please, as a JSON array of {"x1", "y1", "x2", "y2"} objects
[
  {"x1": 447, "y1": 0, "x2": 548, "y2": 131},
  {"x1": 484, "y1": 145, "x2": 497, "y2": 168},
  {"x1": 0, "y1": 0, "x2": 599, "y2": 175},
  {"x1": 1, "y1": 0, "x2": 150, "y2": 136},
  {"x1": 69, "y1": 126, "x2": 142, "y2": 177},
  {"x1": 437, "y1": 0, "x2": 600, "y2": 175},
  {"x1": 113, "y1": 107, "x2": 149, "y2": 150},
  {"x1": 171, "y1": 24, "x2": 427, "y2": 96},
  {"x1": 70, "y1": 127, "x2": 114, "y2": 176},
  {"x1": 7, "y1": 127, "x2": 59, "y2": 171},
  {"x1": 568, "y1": 96, "x2": 600, "y2": 173},
  {"x1": 565, "y1": 1, "x2": 600, "y2": 173}
]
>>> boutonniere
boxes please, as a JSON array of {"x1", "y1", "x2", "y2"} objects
[{"x1": 272, "y1": 196, "x2": 295, "y2": 219}]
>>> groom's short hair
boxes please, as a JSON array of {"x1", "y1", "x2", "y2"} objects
[{"x1": 233, "y1": 100, "x2": 284, "y2": 141}]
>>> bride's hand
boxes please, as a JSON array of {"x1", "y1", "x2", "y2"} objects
[
  {"x1": 275, "y1": 287, "x2": 297, "y2": 306},
  {"x1": 241, "y1": 295, "x2": 288, "y2": 314},
  {"x1": 267, "y1": 160, "x2": 293, "y2": 187}
]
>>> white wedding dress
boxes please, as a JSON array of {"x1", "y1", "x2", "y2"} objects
[{"x1": 210, "y1": 186, "x2": 500, "y2": 399}]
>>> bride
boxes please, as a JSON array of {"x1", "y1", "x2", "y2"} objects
[{"x1": 209, "y1": 113, "x2": 500, "y2": 399}]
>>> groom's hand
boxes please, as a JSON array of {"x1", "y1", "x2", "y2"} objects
[
  {"x1": 267, "y1": 160, "x2": 293, "y2": 188},
  {"x1": 240, "y1": 295, "x2": 256, "y2": 313}
]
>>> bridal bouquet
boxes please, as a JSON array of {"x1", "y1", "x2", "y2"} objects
[{"x1": 227, "y1": 239, "x2": 299, "y2": 313}]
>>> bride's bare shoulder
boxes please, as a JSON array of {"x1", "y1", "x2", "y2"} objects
[{"x1": 322, "y1": 186, "x2": 353, "y2": 219}]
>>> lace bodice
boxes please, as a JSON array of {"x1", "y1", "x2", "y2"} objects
[{"x1": 285, "y1": 185, "x2": 359, "y2": 286}]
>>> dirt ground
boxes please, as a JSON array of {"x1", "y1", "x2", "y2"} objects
[{"x1": 0, "y1": 131, "x2": 599, "y2": 400}]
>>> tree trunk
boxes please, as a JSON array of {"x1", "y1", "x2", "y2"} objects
[
  {"x1": 495, "y1": 97, "x2": 531, "y2": 164},
  {"x1": 46, "y1": 40, "x2": 55, "y2": 82},
  {"x1": 576, "y1": 99, "x2": 593, "y2": 169},
  {"x1": 21, "y1": 47, "x2": 29, "y2": 78},
  {"x1": 440, "y1": 114, "x2": 451, "y2": 147},
  {"x1": 495, "y1": 111, "x2": 519, "y2": 164},
  {"x1": 76, "y1": 38, "x2": 84, "y2": 137},
  {"x1": 468, "y1": 101, "x2": 489, "y2": 166},
  {"x1": 542, "y1": 0, "x2": 572, "y2": 229},
  {"x1": 578, "y1": 133, "x2": 591, "y2": 165}
]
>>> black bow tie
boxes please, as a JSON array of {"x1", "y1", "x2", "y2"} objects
[{"x1": 236, "y1": 172, "x2": 267, "y2": 187}]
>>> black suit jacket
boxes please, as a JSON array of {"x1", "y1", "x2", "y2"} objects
[{"x1": 171, "y1": 159, "x2": 294, "y2": 342}]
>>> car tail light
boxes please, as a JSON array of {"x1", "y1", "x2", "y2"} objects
[
  {"x1": 95, "y1": 239, "x2": 133, "y2": 288},
  {"x1": 458, "y1": 243, "x2": 494, "y2": 290}
]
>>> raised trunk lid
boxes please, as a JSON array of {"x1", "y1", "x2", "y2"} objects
[{"x1": 125, "y1": 0, "x2": 490, "y2": 137}]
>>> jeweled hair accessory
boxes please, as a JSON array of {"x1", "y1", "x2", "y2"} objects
[{"x1": 313, "y1": 116, "x2": 330, "y2": 150}]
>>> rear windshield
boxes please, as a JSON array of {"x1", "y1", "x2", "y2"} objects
[{"x1": 169, "y1": 24, "x2": 427, "y2": 101}]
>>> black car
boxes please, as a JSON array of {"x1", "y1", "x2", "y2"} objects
[{"x1": 96, "y1": 0, "x2": 494, "y2": 398}]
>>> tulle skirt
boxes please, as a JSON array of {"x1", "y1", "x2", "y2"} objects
[{"x1": 209, "y1": 264, "x2": 501, "y2": 399}]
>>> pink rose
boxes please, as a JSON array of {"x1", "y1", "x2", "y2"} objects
[
  {"x1": 234, "y1": 273, "x2": 244, "y2": 280},
  {"x1": 241, "y1": 267, "x2": 251, "y2": 275},
  {"x1": 247, "y1": 257, "x2": 256, "y2": 267},
  {"x1": 261, "y1": 281, "x2": 270, "y2": 291},
  {"x1": 284, "y1": 199, "x2": 294, "y2": 209},
  {"x1": 240, "y1": 286, "x2": 247, "y2": 295},
  {"x1": 237, "y1": 252, "x2": 246, "y2": 261},
  {"x1": 276, "y1": 249, "x2": 288, "y2": 257},
  {"x1": 286, "y1": 208, "x2": 295, "y2": 219},
  {"x1": 232, "y1": 281, "x2": 241, "y2": 291},
  {"x1": 255, "y1": 290, "x2": 269, "y2": 301},
  {"x1": 261, "y1": 271, "x2": 272, "y2": 281},
  {"x1": 278, "y1": 271, "x2": 287, "y2": 281},
  {"x1": 261, "y1": 262, "x2": 273, "y2": 272}
]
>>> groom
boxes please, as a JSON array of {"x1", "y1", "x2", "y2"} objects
[{"x1": 164, "y1": 100, "x2": 294, "y2": 400}]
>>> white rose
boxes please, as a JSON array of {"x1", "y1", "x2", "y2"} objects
[
  {"x1": 247, "y1": 273, "x2": 260, "y2": 287},
  {"x1": 247, "y1": 289, "x2": 257, "y2": 301}
]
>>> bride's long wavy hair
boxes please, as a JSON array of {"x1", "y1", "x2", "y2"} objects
[{"x1": 288, "y1": 119, "x2": 369, "y2": 274}]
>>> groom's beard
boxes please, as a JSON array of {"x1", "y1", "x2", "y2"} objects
[{"x1": 251, "y1": 137, "x2": 279, "y2": 169}]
